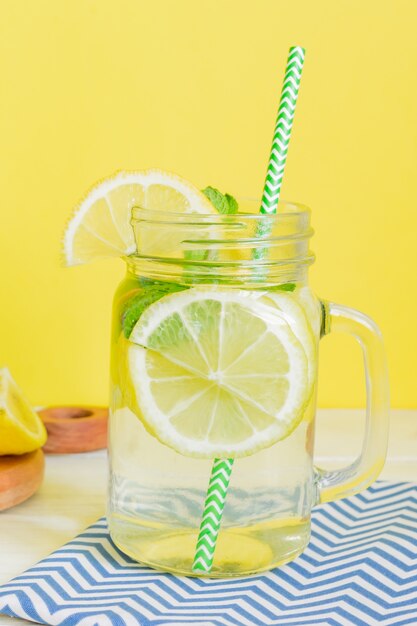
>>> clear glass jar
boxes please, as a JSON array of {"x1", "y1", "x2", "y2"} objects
[{"x1": 108, "y1": 201, "x2": 389, "y2": 577}]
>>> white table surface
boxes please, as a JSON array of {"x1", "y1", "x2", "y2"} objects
[{"x1": 0, "y1": 409, "x2": 416, "y2": 625}]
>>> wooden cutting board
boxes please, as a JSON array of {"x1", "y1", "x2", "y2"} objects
[{"x1": 0, "y1": 449, "x2": 44, "y2": 511}]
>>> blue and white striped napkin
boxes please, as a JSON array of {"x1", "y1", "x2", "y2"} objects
[{"x1": 1, "y1": 481, "x2": 417, "y2": 626}]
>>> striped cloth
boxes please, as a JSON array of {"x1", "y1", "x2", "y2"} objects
[{"x1": 1, "y1": 481, "x2": 417, "y2": 626}]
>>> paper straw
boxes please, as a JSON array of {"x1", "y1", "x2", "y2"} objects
[
  {"x1": 260, "y1": 46, "x2": 305, "y2": 214},
  {"x1": 192, "y1": 46, "x2": 305, "y2": 575},
  {"x1": 192, "y1": 458, "x2": 234, "y2": 573},
  {"x1": 254, "y1": 46, "x2": 305, "y2": 260}
]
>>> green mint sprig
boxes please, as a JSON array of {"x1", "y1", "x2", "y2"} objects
[
  {"x1": 122, "y1": 281, "x2": 188, "y2": 338},
  {"x1": 202, "y1": 187, "x2": 238, "y2": 214},
  {"x1": 181, "y1": 187, "x2": 238, "y2": 264}
]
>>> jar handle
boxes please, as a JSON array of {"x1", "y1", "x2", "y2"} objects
[{"x1": 315, "y1": 302, "x2": 389, "y2": 504}]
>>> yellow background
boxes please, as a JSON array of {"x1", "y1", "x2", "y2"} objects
[{"x1": 1, "y1": 0, "x2": 416, "y2": 409}]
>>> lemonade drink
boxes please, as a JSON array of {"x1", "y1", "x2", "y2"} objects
[
  {"x1": 107, "y1": 201, "x2": 322, "y2": 577},
  {"x1": 108, "y1": 283, "x2": 320, "y2": 576},
  {"x1": 63, "y1": 171, "x2": 388, "y2": 578}
]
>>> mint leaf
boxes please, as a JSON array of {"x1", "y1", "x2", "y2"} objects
[
  {"x1": 122, "y1": 282, "x2": 189, "y2": 338},
  {"x1": 202, "y1": 186, "x2": 239, "y2": 214},
  {"x1": 265, "y1": 283, "x2": 296, "y2": 292},
  {"x1": 202, "y1": 186, "x2": 228, "y2": 213},
  {"x1": 225, "y1": 193, "x2": 238, "y2": 214}
]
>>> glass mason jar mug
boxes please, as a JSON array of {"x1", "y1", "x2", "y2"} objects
[{"x1": 108, "y1": 201, "x2": 389, "y2": 577}]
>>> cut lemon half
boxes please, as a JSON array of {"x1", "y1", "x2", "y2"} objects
[
  {"x1": 63, "y1": 170, "x2": 216, "y2": 265},
  {"x1": 127, "y1": 288, "x2": 311, "y2": 459},
  {"x1": 0, "y1": 368, "x2": 47, "y2": 455}
]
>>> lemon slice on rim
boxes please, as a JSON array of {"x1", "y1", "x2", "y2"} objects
[
  {"x1": 126, "y1": 288, "x2": 311, "y2": 459},
  {"x1": 0, "y1": 368, "x2": 47, "y2": 455},
  {"x1": 63, "y1": 170, "x2": 216, "y2": 265}
]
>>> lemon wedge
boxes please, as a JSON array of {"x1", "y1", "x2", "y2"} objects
[{"x1": 0, "y1": 368, "x2": 47, "y2": 455}]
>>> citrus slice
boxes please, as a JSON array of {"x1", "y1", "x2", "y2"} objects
[
  {"x1": 63, "y1": 170, "x2": 216, "y2": 265},
  {"x1": 0, "y1": 368, "x2": 47, "y2": 455},
  {"x1": 127, "y1": 288, "x2": 311, "y2": 458},
  {"x1": 296, "y1": 287, "x2": 322, "y2": 338},
  {"x1": 264, "y1": 291, "x2": 317, "y2": 390}
]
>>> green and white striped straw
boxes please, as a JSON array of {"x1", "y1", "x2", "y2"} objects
[
  {"x1": 254, "y1": 45, "x2": 305, "y2": 261},
  {"x1": 192, "y1": 458, "x2": 234, "y2": 573},
  {"x1": 192, "y1": 45, "x2": 306, "y2": 576},
  {"x1": 260, "y1": 46, "x2": 305, "y2": 215}
]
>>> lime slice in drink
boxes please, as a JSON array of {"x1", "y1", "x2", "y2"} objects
[
  {"x1": 127, "y1": 288, "x2": 311, "y2": 458},
  {"x1": 63, "y1": 170, "x2": 216, "y2": 265}
]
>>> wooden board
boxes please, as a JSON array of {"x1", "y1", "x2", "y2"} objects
[{"x1": 0, "y1": 449, "x2": 44, "y2": 511}]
